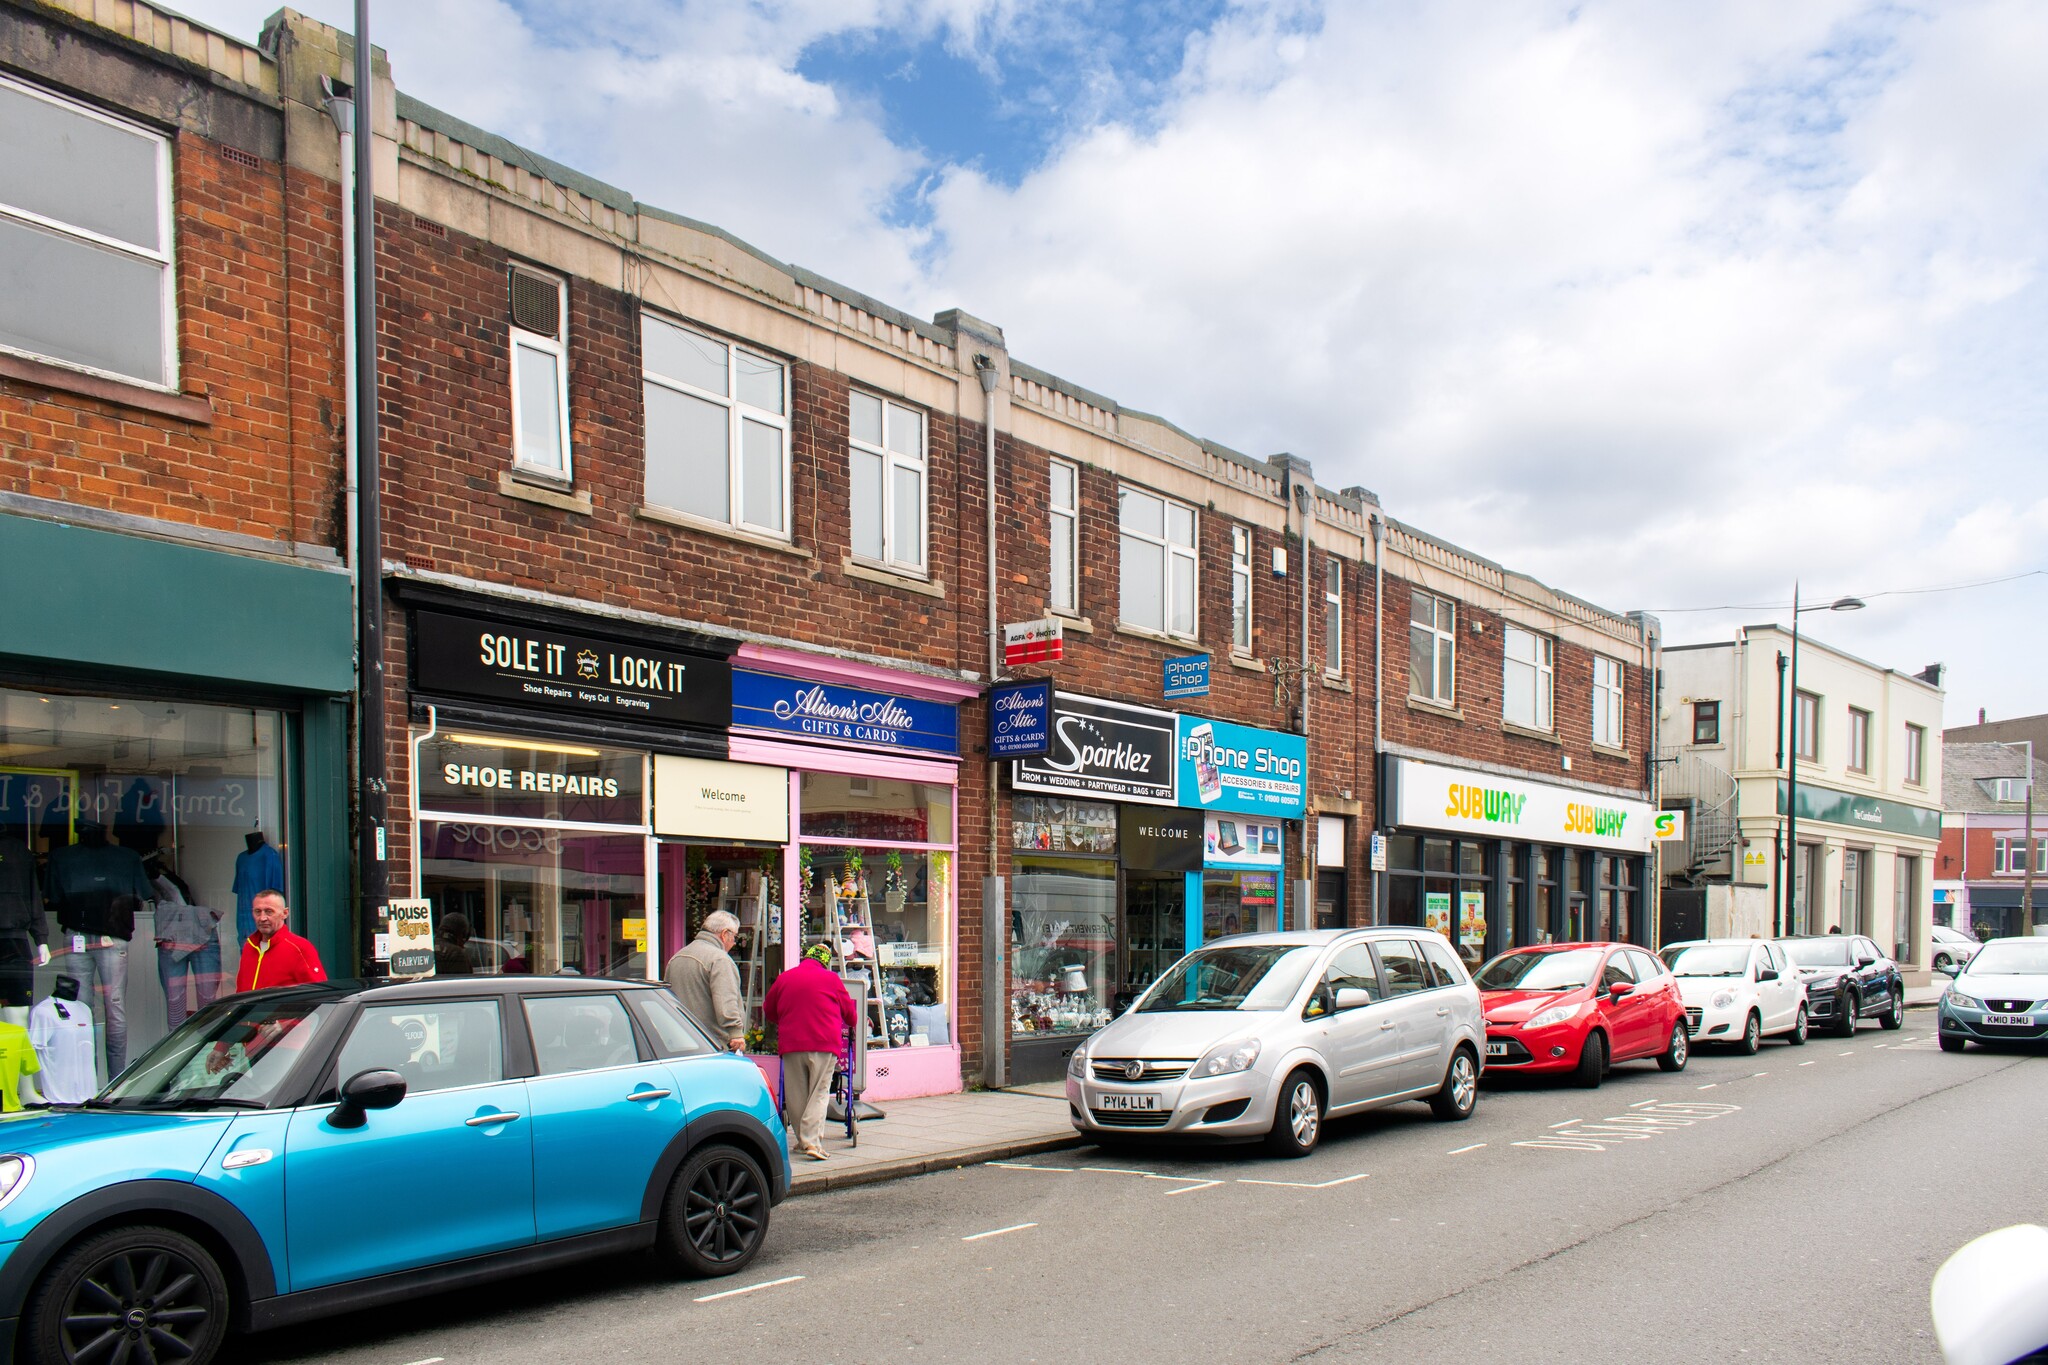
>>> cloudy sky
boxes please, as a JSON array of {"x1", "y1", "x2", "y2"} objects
[{"x1": 189, "y1": 0, "x2": 2046, "y2": 728}]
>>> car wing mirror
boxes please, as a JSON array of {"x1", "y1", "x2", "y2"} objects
[
  {"x1": 330, "y1": 1068, "x2": 407, "y2": 1130},
  {"x1": 1936, "y1": 961, "x2": 1959, "y2": 977},
  {"x1": 1334, "y1": 987, "x2": 1375, "y2": 1012},
  {"x1": 1932, "y1": 1224, "x2": 2048, "y2": 1365},
  {"x1": 1607, "y1": 981, "x2": 1633, "y2": 998},
  {"x1": 1757, "y1": 968, "x2": 1779, "y2": 982}
]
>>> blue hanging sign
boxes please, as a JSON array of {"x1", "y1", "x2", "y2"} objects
[
  {"x1": 731, "y1": 670, "x2": 960, "y2": 756},
  {"x1": 1176, "y1": 715, "x2": 1307, "y2": 818},
  {"x1": 989, "y1": 679, "x2": 1052, "y2": 758},
  {"x1": 1163, "y1": 654, "x2": 1211, "y2": 699}
]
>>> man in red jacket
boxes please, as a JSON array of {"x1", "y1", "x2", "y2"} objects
[
  {"x1": 234, "y1": 890, "x2": 327, "y2": 993},
  {"x1": 763, "y1": 944, "x2": 857, "y2": 1161}
]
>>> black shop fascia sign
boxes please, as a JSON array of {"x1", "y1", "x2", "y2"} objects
[
  {"x1": 405, "y1": 592, "x2": 732, "y2": 738},
  {"x1": 1119, "y1": 806, "x2": 1203, "y2": 873}
]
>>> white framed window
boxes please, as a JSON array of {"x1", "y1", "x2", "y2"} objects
[
  {"x1": 850, "y1": 392, "x2": 927, "y2": 574},
  {"x1": 1593, "y1": 655, "x2": 1624, "y2": 747},
  {"x1": 1994, "y1": 837, "x2": 2042, "y2": 876},
  {"x1": 0, "y1": 75, "x2": 176, "y2": 389},
  {"x1": 1409, "y1": 590, "x2": 1455, "y2": 704},
  {"x1": 1118, "y1": 486, "x2": 1197, "y2": 639},
  {"x1": 1230, "y1": 527, "x2": 1253, "y2": 656},
  {"x1": 1904, "y1": 724, "x2": 1926, "y2": 785},
  {"x1": 1793, "y1": 690, "x2": 1819, "y2": 762},
  {"x1": 1503, "y1": 627, "x2": 1553, "y2": 730},
  {"x1": 1050, "y1": 458, "x2": 1079, "y2": 614},
  {"x1": 508, "y1": 266, "x2": 570, "y2": 478},
  {"x1": 1847, "y1": 707, "x2": 1871, "y2": 774},
  {"x1": 642, "y1": 312, "x2": 788, "y2": 535},
  {"x1": 1323, "y1": 557, "x2": 1344, "y2": 676},
  {"x1": 1994, "y1": 778, "x2": 2029, "y2": 803}
]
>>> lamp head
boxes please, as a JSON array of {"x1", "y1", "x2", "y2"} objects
[{"x1": 1829, "y1": 597, "x2": 1866, "y2": 612}]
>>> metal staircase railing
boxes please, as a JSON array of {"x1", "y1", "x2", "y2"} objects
[{"x1": 1658, "y1": 746, "x2": 1738, "y2": 881}]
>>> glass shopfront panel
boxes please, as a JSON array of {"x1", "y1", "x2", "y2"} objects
[
  {"x1": 0, "y1": 686, "x2": 286, "y2": 1091},
  {"x1": 662, "y1": 842, "x2": 787, "y2": 1039},
  {"x1": 1202, "y1": 869, "x2": 1279, "y2": 940},
  {"x1": 1012, "y1": 853, "x2": 1116, "y2": 1037},
  {"x1": 419, "y1": 823, "x2": 647, "y2": 979}
]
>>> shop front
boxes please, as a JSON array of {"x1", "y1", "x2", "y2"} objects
[
  {"x1": 400, "y1": 589, "x2": 734, "y2": 988},
  {"x1": 0, "y1": 513, "x2": 352, "y2": 1090},
  {"x1": 1006, "y1": 692, "x2": 1306, "y2": 1083},
  {"x1": 714, "y1": 647, "x2": 973, "y2": 1100},
  {"x1": 1381, "y1": 757, "x2": 1656, "y2": 966}
]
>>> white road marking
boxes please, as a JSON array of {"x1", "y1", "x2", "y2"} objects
[
  {"x1": 1549, "y1": 1118, "x2": 1581, "y2": 1128},
  {"x1": 1800, "y1": 1060, "x2": 1817, "y2": 1066},
  {"x1": 1513, "y1": 1101, "x2": 1741, "y2": 1153},
  {"x1": 991, "y1": 1162, "x2": 1074, "y2": 1173},
  {"x1": 400, "y1": 1359, "x2": 445, "y2": 1365},
  {"x1": 962, "y1": 1223, "x2": 1038, "y2": 1242},
  {"x1": 1446, "y1": 1143, "x2": 1487, "y2": 1155},
  {"x1": 1164, "y1": 1180, "x2": 1224, "y2": 1196},
  {"x1": 1752, "y1": 1072, "x2": 1768, "y2": 1077},
  {"x1": 695, "y1": 1276, "x2": 805, "y2": 1302},
  {"x1": 1838, "y1": 1051, "x2": 1855, "y2": 1056},
  {"x1": 992, "y1": 1163, "x2": 1217, "y2": 1198},
  {"x1": 1697, "y1": 1083, "x2": 1717, "y2": 1089},
  {"x1": 1237, "y1": 1173, "x2": 1370, "y2": 1189}
]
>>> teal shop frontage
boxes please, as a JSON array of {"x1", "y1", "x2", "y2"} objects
[
  {"x1": 1004, "y1": 690, "x2": 1307, "y2": 1083},
  {"x1": 0, "y1": 512, "x2": 353, "y2": 1088}
]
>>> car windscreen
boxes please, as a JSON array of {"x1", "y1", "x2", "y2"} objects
[
  {"x1": 1659, "y1": 944, "x2": 1752, "y2": 977},
  {"x1": 1474, "y1": 947, "x2": 1602, "y2": 992},
  {"x1": 1781, "y1": 940, "x2": 1854, "y2": 967},
  {"x1": 1137, "y1": 945, "x2": 1319, "y2": 1012},
  {"x1": 98, "y1": 995, "x2": 338, "y2": 1110},
  {"x1": 1965, "y1": 943, "x2": 2048, "y2": 976}
]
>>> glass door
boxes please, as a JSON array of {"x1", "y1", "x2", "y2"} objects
[{"x1": 1121, "y1": 874, "x2": 1185, "y2": 1009}]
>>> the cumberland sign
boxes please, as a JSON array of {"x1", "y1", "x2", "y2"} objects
[
  {"x1": 1391, "y1": 758, "x2": 1654, "y2": 853},
  {"x1": 1012, "y1": 693, "x2": 1178, "y2": 806},
  {"x1": 1775, "y1": 782, "x2": 1941, "y2": 841}
]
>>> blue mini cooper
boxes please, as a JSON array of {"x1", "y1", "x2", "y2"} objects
[{"x1": 0, "y1": 975, "x2": 790, "y2": 1363}]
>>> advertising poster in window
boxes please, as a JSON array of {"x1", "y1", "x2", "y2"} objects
[
  {"x1": 1204, "y1": 813, "x2": 1283, "y2": 870},
  {"x1": 1424, "y1": 890, "x2": 1453, "y2": 939},
  {"x1": 1458, "y1": 890, "x2": 1486, "y2": 948}
]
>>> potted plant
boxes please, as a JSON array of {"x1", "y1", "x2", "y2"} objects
[{"x1": 883, "y1": 850, "x2": 907, "y2": 914}]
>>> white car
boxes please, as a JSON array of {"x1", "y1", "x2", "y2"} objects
[
  {"x1": 1657, "y1": 939, "x2": 1809, "y2": 1053},
  {"x1": 1931, "y1": 924, "x2": 1982, "y2": 976}
]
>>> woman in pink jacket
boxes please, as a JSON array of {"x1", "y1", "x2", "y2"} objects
[{"x1": 763, "y1": 944, "x2": 858, "y2": 1161}]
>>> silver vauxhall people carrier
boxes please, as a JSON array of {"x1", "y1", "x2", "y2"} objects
[{"x1": 1066, "y1": 928, "x2": 1485, "y2": 1157}]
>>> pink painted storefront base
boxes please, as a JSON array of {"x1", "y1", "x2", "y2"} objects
[{"x1": 748, "y1": 1045, "x2": 963, "y2": 1106}]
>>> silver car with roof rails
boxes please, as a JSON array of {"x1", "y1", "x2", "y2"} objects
[{"x1": 1065, "y1": 927, "x2": 1485, "y2": 1157}]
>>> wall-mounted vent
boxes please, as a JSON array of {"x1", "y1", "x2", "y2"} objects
[
  {"x1": 414, "y1": 215, "x2": 447, "y2": 238},
  {"x1": 509, "y1": 268, "x2": 560, "y2": 336},
  {"x1": 220, "y1": 145, "x2": 262, "y2": 170}
]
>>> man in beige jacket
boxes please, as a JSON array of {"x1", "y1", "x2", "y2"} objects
[{"x1": 664, "y1": 910, "x2": 746, "y2": 1051}]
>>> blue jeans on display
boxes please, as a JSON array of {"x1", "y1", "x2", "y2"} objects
[{"x1": 158, "y1": 941, "x2": 222, "y2": 1029}]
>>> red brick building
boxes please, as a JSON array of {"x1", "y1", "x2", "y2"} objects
[{"x1": 6, "y1": 3, "x2": 1659, "y2": 1095}]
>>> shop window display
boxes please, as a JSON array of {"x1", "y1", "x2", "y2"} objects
[
  {"x1": 1010, "y1": 796, "x2": 1118, "y2": 1037},
  {"x1": 0, "y1": 687, "x2": 284, "y2": 1089},
  {"x1": 662, "y1": 843, "x2": 786, "y2": 1039},
  {"x1": 1202, "y1": 869, "x2": 1279, "y2": 941}
]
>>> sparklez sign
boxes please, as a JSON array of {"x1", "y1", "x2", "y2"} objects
[
  {"x1": 412, "y1": 608, "x2": 729, "y2": 729},
  {"x1": 1011, "y1": 693, "x2": 1179, "y2": 806},
  {"x1": 1176, "y1": 716, "x2": 1307, "y2": 818},
  {"x1": 732, "y1": 670, "x2": 960, "y2": 756}
]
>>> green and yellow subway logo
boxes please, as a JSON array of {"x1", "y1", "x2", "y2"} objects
[
  {"x1": 1446, "y1": 784, "x2": 1526, "y2": 824},
  {"x1": 1566, "y1": 803, "x2": 1629, "y2": 838}
]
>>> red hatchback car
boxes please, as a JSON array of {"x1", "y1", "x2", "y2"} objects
[{"x1": 1475, "y1": 943, "x2": 1689, "y2": 1087}]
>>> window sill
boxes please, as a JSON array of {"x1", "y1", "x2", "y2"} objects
[
  {"x1": 1591, "y1": 742, "x2": 1632, "y2": 762},
  {"x1": 636, "y1": 504, "x2": 811, "y2": 558},
  {"x1": 499, "y1": 471, "x2": 592, "y2": 515},
  {"x1": 843, "y1": 556, "x2": 945, "y2": 599},
  {"x1": 1229, "y1": 654, "x2": 1266, "y2": 673},
  {"x1": 1501, "y1": 720, "x2": 1562, "y2": 746},
  {"x1": 1321, "y1": 674, "x2": 1354, "y2": 693},
  {"x1": 0, "y1": 351, "x2": 213, "y2": 425},
  {"x1": 1050, "y1": 612, "x2": 1094, "y2": 634},
  {"x1": 1115, "y1": 623, "x2": 1200, "y2": 649},
  {"x1": 1407, "y1": 695, "x2": 1463, "y2": 722}
]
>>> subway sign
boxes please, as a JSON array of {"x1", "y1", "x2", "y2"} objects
[{"x1": 1391, "y1": 758, "x2": 1653, "y2": 853}]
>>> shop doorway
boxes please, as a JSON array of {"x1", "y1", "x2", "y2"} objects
[{"x1": 1122, "y1": 874, "x2": 1186, "y2": 1009}]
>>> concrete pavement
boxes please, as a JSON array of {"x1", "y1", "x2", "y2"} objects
[
  {"x1": 788, "y1": 1089, "x2": 1078, "y2": 1194},
  {"x1": 239, "y1": 1015, "x2": 2046, "y2": 1364}
]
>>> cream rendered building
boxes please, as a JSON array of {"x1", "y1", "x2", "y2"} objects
[{"x1": 1659, "y1": 628, "x2": 1944, "y2": 981}]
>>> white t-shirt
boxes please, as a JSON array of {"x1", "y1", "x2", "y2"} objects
[{"x1": 28, "y1": 998, "x2": 97, "y2": 1103}]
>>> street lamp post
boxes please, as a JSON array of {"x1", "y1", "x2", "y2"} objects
[
  {"x1": 1993, "y1": 740, "x2": 2036, "y2": 938},
  {"x1": 1781, "y1": 585, "x2": 1865, "y2": 937}
]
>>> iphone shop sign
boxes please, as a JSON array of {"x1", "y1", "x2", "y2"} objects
[{"x1": 1175, "y1": 716, "x2": 1307, "y2": 819}]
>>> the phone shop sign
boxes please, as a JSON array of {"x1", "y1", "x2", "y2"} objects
[{"x1": 1176, "y1": 716, "x2": 1307, "y2": 819}]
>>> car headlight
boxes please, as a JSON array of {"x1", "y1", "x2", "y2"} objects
[
  {"x1": 0, "y1": 1155, "x2": 33, "y2": 1213},
  {"x1": 1947, "y1": 990, "x2": 1984, "y2": 1011},
  {"x1": 1067, "y1": 1044, "x2": 1089, "y2": 1078},
  {"x1": 1193, "y1": 1038, "x2": 1262, "y2": 1078},
  {"x1": 1523, "y1": 1002, "x2": 1585, "y2": 1031},
  {"x1": 1710, "y1": 990, "x2": 1737, "y2": 1010}
]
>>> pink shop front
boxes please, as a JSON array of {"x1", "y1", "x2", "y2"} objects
[{"x1": 654, "y1": 646, "x2": 975, "y2": 1101}]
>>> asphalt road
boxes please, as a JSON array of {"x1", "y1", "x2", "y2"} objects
[{"x1": 236, "y1": 1019, "x2": 2046, "y2": 1365}]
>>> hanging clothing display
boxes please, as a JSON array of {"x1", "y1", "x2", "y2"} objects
[
  {"x1": 232, "y1": 835, "x2": 285, "y2": 943},
  {"x1": 0, "y1": 838, "x2": 49, "y2": 948},
  {"x1": 28, "y1": 997, "x2": 97, "y2": 1104},
  {"x1": 45, "y1": 835, "x2": 153, "y2": 941},
  {"x1": 0, "y1": 1020, "x2": 38, "y2": 1111}
]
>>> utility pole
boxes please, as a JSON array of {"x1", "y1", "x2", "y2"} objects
[{"x1": 352, "y1": 0, "x2": 388, "y2": 971}]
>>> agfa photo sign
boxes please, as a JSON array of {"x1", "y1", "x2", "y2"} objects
[{"x1": 386, "y1": 899, "x2": 436, "y2": 978}]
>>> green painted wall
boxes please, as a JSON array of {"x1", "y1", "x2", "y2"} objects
[{"x1": 0, "y1": 513, "x2": 352, "y2": 693}]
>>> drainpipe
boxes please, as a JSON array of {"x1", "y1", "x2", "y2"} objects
[
  {"x1": 1370, "y1": 510, "x2": 1385, "y2": 923},
  {"x1": 351, "y1": 2, "x2": 388, "y2": 975},
  {"x1": 975, "y1": 354, "x2": 1004, "y2": 1089},
  {"x1": 321, "y1": 79, "x2": 363, "y2": 963},
  {"x1": 1293, "y1": 472, "x2": 1313, "y2": 932}
]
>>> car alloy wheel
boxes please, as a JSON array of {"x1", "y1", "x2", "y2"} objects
[
  {"x1": 27, "y1": 1225, "x2": 228, "y2": 1365},
  {"x1": 1834, "y1": 992, "x2": 1859, "y2": 1037},
  {"x1": 1881, "y1": 989, "x2": 1904, "y2": 1030},
  {"x1": 1431, "y1": 1048, "x2": 1478, "y2": 1120},
  {"x1": 1657, "y1": 1020, "x2": 1689, "y2": 1071},
  {"x1": 1786, "y1": 1006, "x2": 1808, "y2": 1046},
  {"x1": 1264, "y1": 1071, "x2": 1323, "y2": 1158},
  {"x1": 1934, "y1": 954, "x2": 1952, "y2": 974},
  {"x1": 1739, "y1": 1011, "x2": 1762, "y2": 1055},
  {"x1": 662, "y1": 1144, "x2": 770, "y2": 1277}
]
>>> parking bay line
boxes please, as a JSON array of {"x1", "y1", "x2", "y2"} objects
[
  {"x1": 695, "y1": 1276, "x2": 806, "y2": 1302},
  {"x1": 1446, "y1": 1143, "x2": 1487, "y2": 1155},
  {"x1": 991, "y1": 1163, "x2": 1220, "y2": 1197},
  {"x1": 962, "y1": 1223, "x2": 1038, "y2": 1242},
  {"x1": 1237, "y1": 1173, "x2": 1370, "y2": 1189}
]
